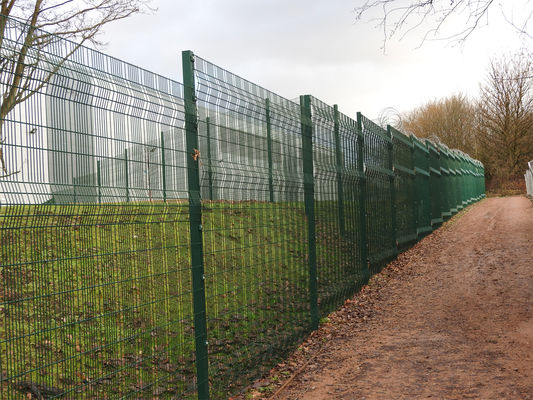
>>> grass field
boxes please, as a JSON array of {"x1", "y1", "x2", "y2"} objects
[{"x1": 0, "y1": 200, "x2": 365, "y2": 399}]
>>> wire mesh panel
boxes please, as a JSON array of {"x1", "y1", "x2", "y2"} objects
[
  {"x1": 456, "y1": 151, "x2": 466, "y2": 208},
  {"x1": 447, "y1": 150, "x2": 459, "y2": 214},
  {"x1": 469, "y1": 156, "x2": 479, "y2": 201},
  {"x1": 427, "y1": 140, "x2": 443, "y2": 228},
  {"x1": 457, "y1": 151, "x2": 470, "y2": 207},
  {"x1": 191, "y1": 55, "x2": 310, "y2": 398},
  {"x1": 438, "y1": 144, "x2": 453, "y2": 220},
  {"x1": 412, "y1": 137, "x2": 432, "y2": 237},
  {"x1": 467, "y1": 156, "x2": 476, "y2": 203},
  {"x1": 390, "y1": 127, "x2": 417, "y2": 248},
  {"x1": 459, "y1": 153, "x2": 470, "y2": 205},
  {"x1": 358, "y1": 113, "x2": 396, "y2": 268},
  {"x1": 450, "y1": 151, "x2": 463, "y2": 212},
  {"x1": 0, "y1": 16, "x2": 197, "y2": 399},
  {"x1": 308, "y1": 97, "x2": 365, "y2": 316}
]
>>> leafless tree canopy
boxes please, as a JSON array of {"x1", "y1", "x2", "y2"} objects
[
  {"x1": 354, "y1": 0, "x2": 532, "y2": 48},
  {"x1": 402, "y1": 54, "x2": 533, "y2": 189},
  {"x1": 403, "y1": 93, "x2": 477, "y2": 155},
  {"x1": 477, "y1": 54, "x2": 533, "y2": 183},
  {"x1": 0, "y1": 0, "x2": 151, "y2": 177}
]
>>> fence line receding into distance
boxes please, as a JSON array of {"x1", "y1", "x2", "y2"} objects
[{"x1": 0, "y1": 15, "x2": 485, "y2": 400}]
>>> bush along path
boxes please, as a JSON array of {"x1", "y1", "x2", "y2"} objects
[{"x1": 237, "y1": 196, "x2": 533, "y2": 400}]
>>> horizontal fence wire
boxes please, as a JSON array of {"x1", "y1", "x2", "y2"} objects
[
  {"x1": 0, "y1": 14, "x2": 486, "y2": 400},
  {"x1": 0, "y1": 16, "x2": 197, "y2": 399}
]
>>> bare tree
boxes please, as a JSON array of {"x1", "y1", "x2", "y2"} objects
[
  {"x1": 477, "y1": 54, "x2": 533, "y2": 184},
  {"x1": 0, "y1": 0, "x2": 151, "y2": 177},
  {"x1": 402, "y1": 93, "x2": 478, "y2": 156},
  {"x1": 354, "y1": 0, "x2": 531, "y2": 49}
]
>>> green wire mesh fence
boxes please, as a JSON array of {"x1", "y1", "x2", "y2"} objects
[
  {"x1": 0, "y1": 15, "x2": 485, "y2": 400},
  {"x1": 307, "y1": 96, "x2": 366, "y2": 318},
  {"x1": 1, "y1": 15, "x2": 197, "y2": 400},
  {"x1": 413, "y1": 136, "x2": 432, "y2": 238},
  {"x1": 390, "y1": 126, "x2": 417, "y2": 248},
  {"x1": 358, "y1": 113, "x2": 397, "y2": 269}
]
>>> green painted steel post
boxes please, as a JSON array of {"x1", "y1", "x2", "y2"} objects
[
  {"x1": 300, "y1": 95, "x2": 319, "y2": 330},
  {"x1": 124, "y1": 149, "x2": 130, "y2": 203},
  {"x1": 182, "y1": 50, "x2": 210, "y2": 400},
  {"x1": 387, "y1": 126, "x2": 397, "y2": 250},
  {"x1": 206, "y1": 117, "x2": 214, "y2": 201},
  {"x1": 265, "y1": 98, "x2": 274, "y2": 202},
  {"x1": 97, "y1": 160, "x2": 101, "y2": 204},
  {"x1": 333, "y1": 105, "x2": 345, "y2": 236},
  {"x1": 160, "y1": 131, "x2": 167, "y2": 203},
  {"x1": 356, "y1": 112, "x2": 370, "y2": 283}
]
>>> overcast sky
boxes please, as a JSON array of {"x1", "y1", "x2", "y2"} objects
[{"x1": 100, "y1": 0, "x2": 531, "y2": 120}]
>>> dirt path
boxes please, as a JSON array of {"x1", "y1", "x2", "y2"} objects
[{"x1": 245, "y1": 196, "x2": 533, "y2": 400}]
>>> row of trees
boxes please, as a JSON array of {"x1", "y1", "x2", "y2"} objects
[
  {"x1": 397, "y1": 54, "x2": 533, "y2": 190},
  {"x1": 354, "y1": 0, "x2": 533, "y2": 190}
]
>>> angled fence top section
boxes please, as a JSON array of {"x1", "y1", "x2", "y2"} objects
[{"x1": 0, "y1": 14, "x2": 186, "y2": 206}]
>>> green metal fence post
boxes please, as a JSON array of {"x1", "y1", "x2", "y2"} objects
[
  {"x1": 356, "y1": 112, "x2": 370, "y2": 283},
  {"x1": 206, "y1": 117, "x2": 214, "y2": 201},
  {"x1": 300, "y1": 95, "x2": 319, "y2": 330},
  {"x1": 97, "y1": 160, "x2": 101, "y2": 204},
  {"x1": 333, "y1": 105, "x2": 345, "y2": 236},
  {"x1": 160, "y1": 131, "x2": 167, "y2": 203},
  {"x1": 265, "y1": 98, "x2": 274, "y2": 202},
  {"x1": 124, "y1": 149, "x2": 130, "y2": 203},
  {"x1": 387, "y1": 126, "x2": 397, "y2": 250},
  {"x1": 182, "y1": 50, "x2": 210, "y2": 400}
]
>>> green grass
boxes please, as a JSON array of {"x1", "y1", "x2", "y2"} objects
[
  {"x1": 0, "y1": 200, "x2": 363, "y2": 399},
  {"x1": 1, "y1": 202, "x2": 195, "y2": 398},
  {"x1": 0, "y1": 192, "x2": 481, "y2": 399}
]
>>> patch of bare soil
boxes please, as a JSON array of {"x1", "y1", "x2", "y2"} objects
[{"x1": 236, "y1": 196, "x2": 533, "y2": 400}]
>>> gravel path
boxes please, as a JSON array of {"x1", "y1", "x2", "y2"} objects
[{"x1": 241, "y1": 196, "x2": 533, "y2": 400}]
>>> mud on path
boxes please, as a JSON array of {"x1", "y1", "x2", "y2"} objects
[{"x1": 243, "y1": 196, "x2": 533, "y2": 400}]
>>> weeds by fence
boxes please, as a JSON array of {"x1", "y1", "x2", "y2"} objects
[{"x1": 0, "y1": 15, "x2": 485, "y2": 400}]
